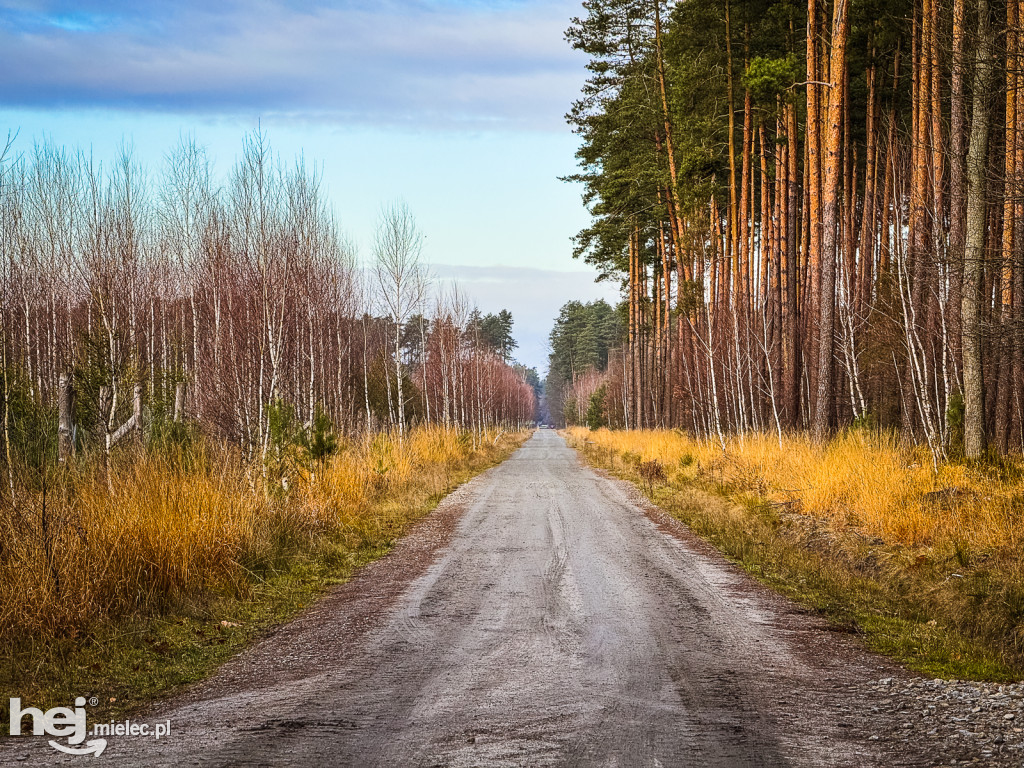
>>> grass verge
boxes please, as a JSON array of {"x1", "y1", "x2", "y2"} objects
[
  {"x1": 566, "y1": 427, "x2": 1024, "y2": 682},
  {"x1": 1, "y1": 427, "x2": 529, "y2": 724}
]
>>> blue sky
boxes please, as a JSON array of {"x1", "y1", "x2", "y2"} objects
[{"x1": 0, "y1": 0, "x2": 619, "y2": 370}]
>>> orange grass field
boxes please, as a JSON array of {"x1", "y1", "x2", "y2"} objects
[
  {"x1": 566, "y1": 426, "x2": 1024, "y2": 552},
  {"x1": 0, "y1": 426, "x2": 522, "y2": 647}
]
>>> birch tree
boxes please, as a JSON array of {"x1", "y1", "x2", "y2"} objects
[{"x1": 373, "y1": 202, "x2": 426, "y2": 437}]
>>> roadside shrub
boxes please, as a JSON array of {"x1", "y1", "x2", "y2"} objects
[
  {"x1": 586, "y1": 385, "x2": 607, "y2": 430},
  {"x1": 638, "y1": 459, "x2": 667, "y2": 495}
]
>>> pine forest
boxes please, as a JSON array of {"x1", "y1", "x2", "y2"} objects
[{"x1": 558, "y1": 0, "x2": 1024, "y2": 462}]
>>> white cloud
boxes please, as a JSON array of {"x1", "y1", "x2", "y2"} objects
[{"x1": 0, "y1": 0, "x2": 587, "y2": 130}]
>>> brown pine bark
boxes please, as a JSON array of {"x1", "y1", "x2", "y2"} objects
[
  {"x1": 740, "y1": 87, "x2": 754, "y2": 319},
  {"x1": 629, "y1": 227, "x2": 638, "y2": 430},
  {"x1": 738, "y1": 83, "x2": 754, "y2": 429},
  {"x1": 1014, "y1": 0, "x2": 1024, "y2": 451},
  {"x1": 843, "y1": 67, "x2": 856, "y2": 325},
  {"x1": 926, "y1": 0, "x2": 945, "y2": 444},
  {"x1": 996, "y1": 0, "x2": 1018, "y2": 453},
  {"x1": 963, "y1": 0, "x2": 996, "y2": 458},
  {"x1": 859, "y1": 55, "x2": 879, "y2": 315},
  {"x1": 784, "y1": 101, "x2": 801, "y2": 427},
  {"x1": 806, "y1": 0, "x2": 823, "y2": 405},
  {"x1": 800, "y1": 135, "x2": 812, "y2": 423},
  {"x1": 760, "y1": 120, "x2": 774, "y2": 316},
  {"x1": 812, "y1": 0, "x2": 850, "y2": 441},
  {"x1": 662, "y1": 219, "x2": 673, "y2": 427},
  {"x1": 880, "y1": 50, "x2": 901, "y2": 280},
  {"x1": 726, "y1": 0, "x2": 739, "y2": 314},
  {"x1": 948, "y1": 0, "x2": 968, "y2": 365},
  {"x1": 928, "y1": 0, "x2": 944, "y2": 264},
  {"x1": 903, "y1": 0, "x2": 930, "y2": 438}
]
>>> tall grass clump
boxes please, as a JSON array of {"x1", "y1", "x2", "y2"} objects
[
  {"x1": 567, "y1": 426, "x2": 1024, "y2": 679},
  {"x1": 0, "y1": 444, "x2": 269, "y2": 642}
]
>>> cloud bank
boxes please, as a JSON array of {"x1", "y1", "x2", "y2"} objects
[{"x1": 0, "y1": 0, "x2": 585, "y2": 130}]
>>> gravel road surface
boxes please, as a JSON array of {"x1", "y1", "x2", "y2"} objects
[{"x1": 4, "y1": 430, "x2": 1022, "y2": 767}]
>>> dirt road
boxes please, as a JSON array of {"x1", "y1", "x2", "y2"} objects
[{"x1": 5, "y1": 430, "x2": 1000, "y2": 766}]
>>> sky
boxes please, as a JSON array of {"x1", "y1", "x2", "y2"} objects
[{"x1": 0, "y1": 0, "x2": 621, "y2": 371}]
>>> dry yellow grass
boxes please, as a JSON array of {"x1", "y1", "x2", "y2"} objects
[
  {"x1": 0, "y1": 426, "x2": 515, "y2": 645},
  {"x1": 566, "y1": 426, "x2": 1024, "y2": 552}
]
